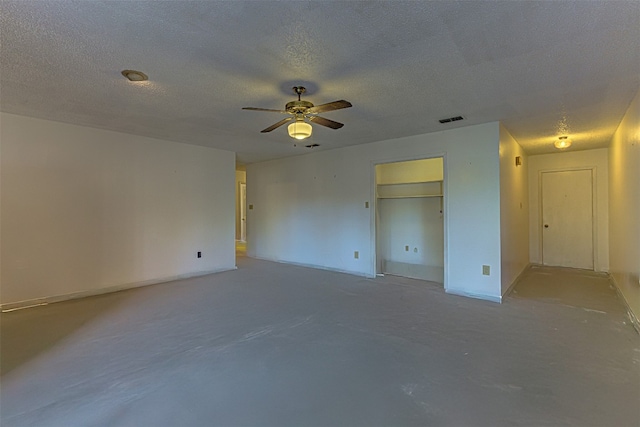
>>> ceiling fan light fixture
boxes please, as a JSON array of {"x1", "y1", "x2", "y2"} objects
[
  {"x1": 554, "y1": 136, "x2": 572, "y2": 149},
  {"x1": 243, "y1": 86, "x2": 351, "y2": 136},
  {"x1": 288, "y1": 119, "x2": 312, "y2": 140}
]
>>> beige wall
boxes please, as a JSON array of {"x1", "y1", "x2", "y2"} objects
[
  {"x1": 376, "y1": 158, "x2": 443, "y2": 184},
  {"x1": 0, "y1": 113, "x2": 236, "y2": 306},
  {"x1": 499, "y1": 125, "x2": 529, "y2": 295},
  {"x1": 528, "y1": 148, "x2": 609, "y2": 272},
  {"x1": 609, "y1": 89, "x2": 640, "y2": 326}
]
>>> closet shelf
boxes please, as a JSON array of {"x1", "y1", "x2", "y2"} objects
[
  {"x1": 376, "y1": 181, "x2": 442, "y2": 199},
  {"x1": 378, "y1": 194, "x2": 442, "y2": 199}
]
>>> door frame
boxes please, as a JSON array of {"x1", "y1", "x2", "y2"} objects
[
  {"x1": 537, "y1": 166, "x2": 598, "y2": 269},
  {"x1": 239, "y1": 182, "x2": 247, "y2": 242}
]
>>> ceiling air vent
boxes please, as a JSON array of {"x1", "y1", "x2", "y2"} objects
[
  {"x1": 305, "y1": 143, "x2": 320, "y2": 148},
  {"x1": 439, "y1": 115, "x2": 464, "y2": 124}
]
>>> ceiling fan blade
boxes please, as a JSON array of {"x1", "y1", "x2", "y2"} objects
[
  {"x1": 307, "y1": 100, "x2": 352, "y2": 114},
  {"x1": 243, "y1": 107, "x2": 289, "y2": 114},
  {"x1": 308, "y1": 115, "x2": 344, "y2": 129},
  {"x1": 260, "y1": 117, "x2": 293, "y2": 133}
]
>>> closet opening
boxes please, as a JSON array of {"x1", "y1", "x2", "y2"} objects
[{"x1": 375, "y1": 157, "x2": 445, "y2": 285}]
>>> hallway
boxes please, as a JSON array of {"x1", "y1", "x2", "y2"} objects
[{"x1": 1, "y1": 260, "x2": 638, "y2": 426}]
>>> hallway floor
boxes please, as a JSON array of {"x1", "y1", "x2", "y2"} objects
[{"x1": 1, "y1": 260, "x2": 638, "y2": 426}]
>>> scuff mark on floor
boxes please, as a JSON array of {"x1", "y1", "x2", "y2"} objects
[{"x1": 582, "y1": 307, "x2": 607, "y2": 314}]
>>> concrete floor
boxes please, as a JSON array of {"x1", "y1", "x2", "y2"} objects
[{"x1": 1, "y1": 259, "x2": 639, "y2": 426}]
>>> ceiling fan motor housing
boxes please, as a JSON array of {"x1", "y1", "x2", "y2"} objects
[{"x1": 285, "y1": 100, "x2": 314, "y2": 113}]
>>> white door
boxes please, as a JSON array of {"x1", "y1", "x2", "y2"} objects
[
  {"x1": 240, "y1": 182, "x2": 247, "y2": 242},
  {"x1": 541, "y1": 169, "x2": 593, "y2": 269}
]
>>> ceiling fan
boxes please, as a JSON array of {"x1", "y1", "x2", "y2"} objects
[{"x1": 242, "y1": 86, "x2": 352, "y2": 140}]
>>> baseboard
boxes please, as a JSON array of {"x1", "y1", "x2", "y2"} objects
[
  {"x1": 529, "y1": 263, "x2": 609, "y2": 277},
  {"x1": 382, "y1": 260, "x2": 444, "y2": 284},
  {"x1": 608, "y1": 274, "x2": 640, "y2": 334},
  {"x1": 446, "y1": 288, "x2": 502, "y2": 303},
  {"x1": 502, "y1": 263, "x2": 532, "y2": 298},
  {"x1": 1, "y1": 267, "x2": 236, "y2": 312},
  {"x1": 250, "y1": 256, "x2": 374, "y2": 279}
]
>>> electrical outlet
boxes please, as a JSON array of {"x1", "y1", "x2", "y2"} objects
[
  {"x1": 414, "y1": 247, "x2": 418, "y2": 253},
  {"x1": 249, "y1": 204, "x2": 254, "y2": 210},
  {"x1": 405, "y1": 245, "x2": 409, "y2": 251},
  {"x1": 354, "y1": 251, "x2": 359, "y2": 259},
  {"x1": 482, "y1": 265, "x2": 490, "y2": 275},
  {"x1": 365, "y1": 201, "x2": 369, "y2": 208},
  {"x1": 197, "y1": 251, "x2": 202, "y2": 258}
]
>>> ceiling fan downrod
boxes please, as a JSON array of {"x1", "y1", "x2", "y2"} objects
[{"x1": 293, "y1": 86, "x2": 306, "y2": 101}]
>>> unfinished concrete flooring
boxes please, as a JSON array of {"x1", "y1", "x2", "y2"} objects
[{"x1": 1, "y1": 259, "x2": 639, "y2": 426}]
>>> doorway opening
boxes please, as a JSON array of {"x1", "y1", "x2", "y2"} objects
[
  {"x1": 375, "y1": 157, "x2": 445, "y2": 284},
  {"x1": 240, "y1": 182, "x2": 247, "y2": 242},
  {"x1": 235, "y1": 168, "x2": 247, "y2": 257}
]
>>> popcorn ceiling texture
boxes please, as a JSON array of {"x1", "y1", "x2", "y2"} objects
[{"x1": 1, "y1": 1, "x2": 638, "y2": 163}]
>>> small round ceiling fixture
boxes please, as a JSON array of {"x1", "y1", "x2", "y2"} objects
[
  {"x1": 121, "y1": 70, "x2": 148, "y2": 82},
  {"x1": 554, "y1": 136, "x2": 572, "y2": 149}
]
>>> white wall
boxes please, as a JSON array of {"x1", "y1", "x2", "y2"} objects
[
  {"x1": 0, "y1": 113, "x2": 236, "y2": 305},
  {"x1": 528, "y1": 148, "x2": 609, "y2": 272},
  {"x1": 499, "y1": 125, "x2": 529, "y2": 295},
  {"x1": 609, "y1": 89, "x2": 640, "y2": 325},
  {"x1": 247, "y1": 122, "x2": 503, "y2": 302}
]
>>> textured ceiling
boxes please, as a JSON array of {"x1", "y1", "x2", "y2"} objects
[{"x1": 1, "y1": 1, "x2": 638, "y2": 163}]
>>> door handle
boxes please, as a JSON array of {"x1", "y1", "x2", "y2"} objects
[{"x1": 544, "y1": 224, "x2": 549, "y2": 228}]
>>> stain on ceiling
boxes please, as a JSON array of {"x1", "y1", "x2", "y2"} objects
[{"x1": 1, "y1": 1, "x2": 638, "y2": 163}]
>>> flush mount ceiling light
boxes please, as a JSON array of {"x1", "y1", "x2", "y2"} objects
[
  {"x1": 288, "y1": 117, "x2": 313, "y2": 140},
  {"x1": 121, "y1": 69, "x2": 148, "y2": 82},
  {"x1": 554, "y1": 136, "x2": 572, "y2": 149}
]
